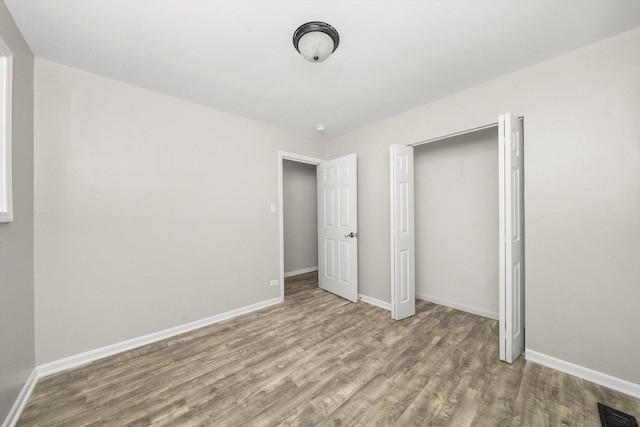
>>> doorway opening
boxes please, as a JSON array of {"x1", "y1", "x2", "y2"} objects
[
  {"x1": 278, "y1": 152, "x2": 323, "y2": 302},
  {"x1": 278, "y1": 151, "x2": 360, "y2": 303},
  {"x1": 282, "y1": 159, "x2": 319, "y2": 295}
]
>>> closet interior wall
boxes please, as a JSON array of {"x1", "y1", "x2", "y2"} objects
[{"x1": 414, "y1": 126, "x2": 499, "y2": 319}]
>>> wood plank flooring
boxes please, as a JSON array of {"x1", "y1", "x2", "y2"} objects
[{"x1": 18, "y1": 272, "x2": 640, "y2": 426}]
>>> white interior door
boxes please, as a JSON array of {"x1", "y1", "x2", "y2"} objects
[
  {"x1": 390, "y1": 145, "x2": 415, "y2": 320},
  {"x1": 499, "y1": 113, "x2": 525, "y2": 363},
  {"x1": 317, "y1": 154, "x2": 358, "y2": 302}
]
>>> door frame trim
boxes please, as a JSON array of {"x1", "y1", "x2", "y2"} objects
[{"x1": 277, "y1": 151, "x2": 324, "y2": 302}]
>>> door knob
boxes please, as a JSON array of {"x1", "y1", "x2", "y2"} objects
[{"x1": 344, "y1": 232, "x2": 358, "y2": 238}]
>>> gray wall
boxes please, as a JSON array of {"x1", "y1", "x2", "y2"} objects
[
  {"x1": 0, "y1": 1, "x2": 35, "y2": 421},
  {"x1": 324, "y1": 28, "x2": 640, "y2": 384},
  {"x1": 34, "y1": 59, "x2": 321, "y2": 364},
  {"x1": 414, "y1": 127, "x2": 499, "y2": 319},
  {"x1": 283, "y1": 160, "x2": 317, "y2": 275}
]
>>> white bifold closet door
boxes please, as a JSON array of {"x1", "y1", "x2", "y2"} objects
[
  {"x1": 499, "y1": 113, "x2": 525, "y2": 363},
  {"x1": 390, "y1": 144, "x2": 416, "y2": 320}
]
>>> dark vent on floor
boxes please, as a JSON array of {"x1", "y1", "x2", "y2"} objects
[{"x1": 598, "y1": 403, "x2": 638, "y2": 427}]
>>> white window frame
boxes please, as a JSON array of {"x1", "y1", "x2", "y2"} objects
[{"x1": 0, "y1": 36, "x2": 13, "y2": 222}]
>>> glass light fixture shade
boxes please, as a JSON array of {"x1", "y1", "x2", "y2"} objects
[
  {"x1": 293, "y1": 21, "x2": 339, "y2": 63},
  {"x1": 297, "y1": 31, "x2": 334, "y2": 62}
]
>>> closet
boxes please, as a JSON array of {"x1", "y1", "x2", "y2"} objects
[{"x1": 390, "y1": 113, "x2": 525, "y2": 362}]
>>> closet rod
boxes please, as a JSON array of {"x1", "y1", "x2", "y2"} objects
[
  {"x1": 408, "y1": 117, "x2": 523, "y2": 148},
  {"x1": 409, "y1": 123, "x2": 498, "y2": 147}
]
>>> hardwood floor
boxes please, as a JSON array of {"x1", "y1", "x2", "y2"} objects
[{"x1": 18, "y1": 272, "x2": 640, "y2": 426}]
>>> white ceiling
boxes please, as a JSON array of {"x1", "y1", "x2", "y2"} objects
[{"x1": 5, "y1": 1, "x2": 640, "y2": 140}]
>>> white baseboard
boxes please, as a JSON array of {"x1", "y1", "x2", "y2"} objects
[
  {"x1": 415, "y1": 292, "x2": 498, "y2": 320},
  {"x1": 284, "y1": 266, "x2": 318, "y2": 278},
  {"x1": 526, "y1": 349, "x2": 640, "y2": 399},
  {"x1": 37, "y1": 297, "x2": 282, "y2": 378},
  {"x1": 358, "y1": 294, "x2": 391, "y2": 311},
  {"x1": 2, "y1": 368, "x2": 38, "y2": 427}
]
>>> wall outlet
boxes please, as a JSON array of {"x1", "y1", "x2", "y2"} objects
[
  {"x1": 270, "y1": 279, "x2": 279, "y2": 287},
  {"x1": 270, "y1": 203, "x2": 276, "y2": 213}
]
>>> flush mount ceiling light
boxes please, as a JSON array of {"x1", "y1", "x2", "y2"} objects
[{"x1": 293, "y1": 21, "x2": 339, "y2": 63}]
